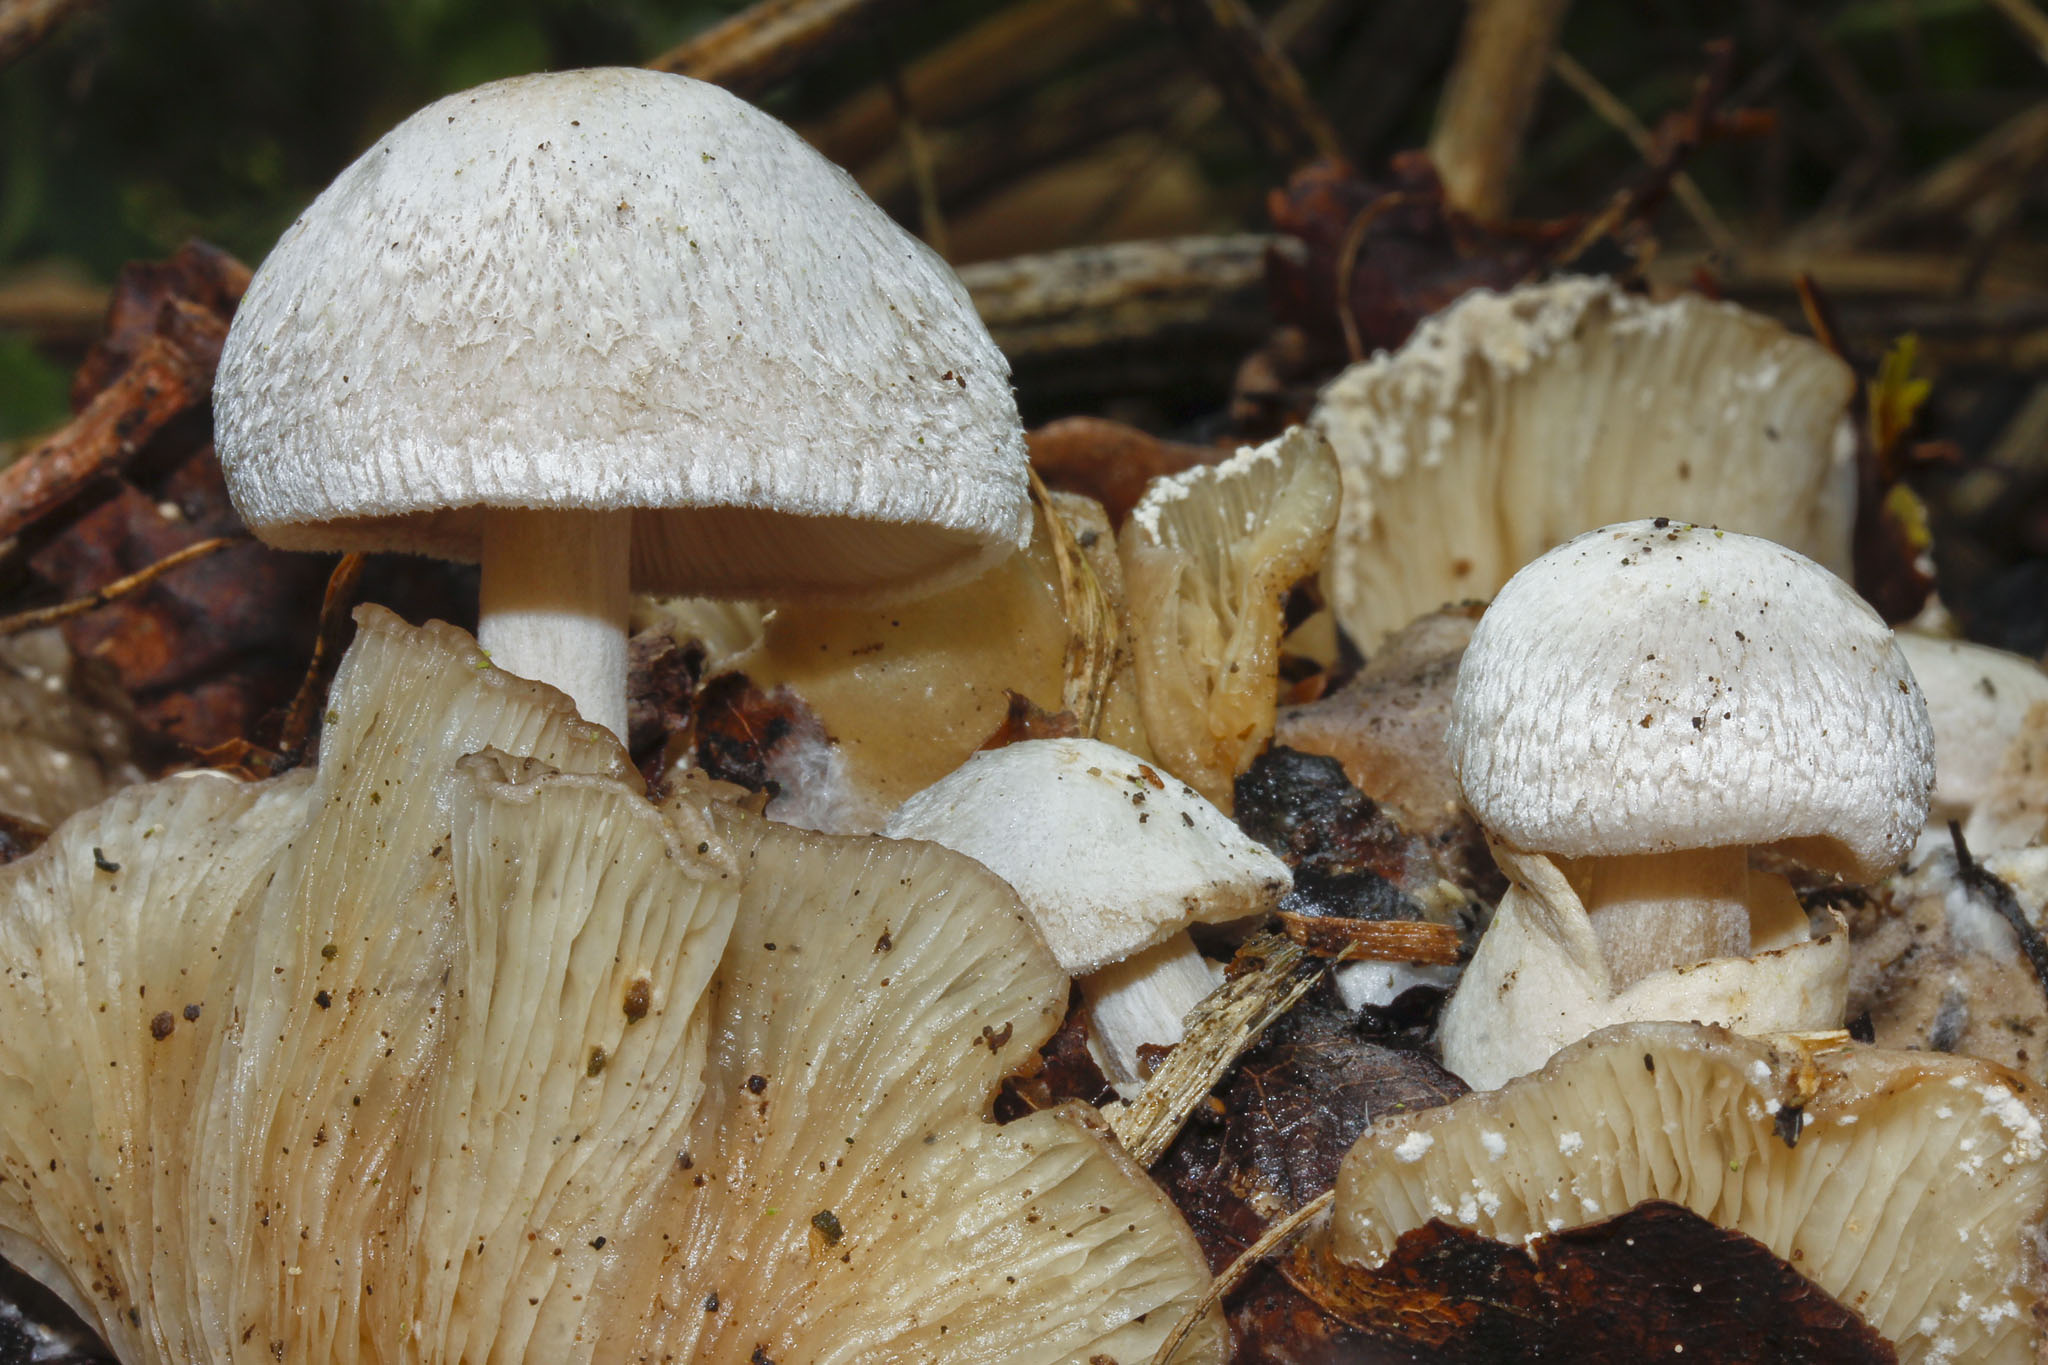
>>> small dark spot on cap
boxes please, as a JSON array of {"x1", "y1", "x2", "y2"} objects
[
  {"x1": 149, "y1": 1011, "x2": 175, "y2": 1041},
  {"x1": 746, "y1": 1074, "x2": 768, "y2": 1094}
]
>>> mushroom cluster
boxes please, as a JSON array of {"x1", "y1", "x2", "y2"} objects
[{"x1": 3, "y1": 65, "x2": 1235, "y2": 1363}]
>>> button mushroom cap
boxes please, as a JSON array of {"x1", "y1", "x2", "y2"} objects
[
  {"x1": 214, "y1": 68, "x2": 1029, "y2": 734},
  {"x1": 885, "y1": 736, "x2": 1291, "y2": 1087},
  {"x1": 1448, "y1": 519, "x2": 1932, "y2": 880}
]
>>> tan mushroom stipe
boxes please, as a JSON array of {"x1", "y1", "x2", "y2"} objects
[
  {"x1": 0, "y1": 609, "x2": 1221, "y2": 1363},
  {"x1": 1325, "y1": 1021, "x2": 2048, "y2": 1364},
  {"x1": 1312, "y1": 277, "x2": 1856, "y2": 654},
  {"x1": 216, "y1": 69, "x2": 1030, "y2": 738},
  {"x1": 1121, "y1": 426, "x2": 1341, "y2": 810}
]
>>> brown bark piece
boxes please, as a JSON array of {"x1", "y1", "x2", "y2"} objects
[
  {"x1": 1153, "y1": 976, "x2": 1465, "y2": 1280},
  {"x1": 1027, "y1": 417, "x2": 1219, "y2": 527},
  {"x1": 0, "y1": 337, "x2": 204, "y2": 545},
  {"x1": 1235, "y1": 1205, "x2": 1896, "y2": 1362}
]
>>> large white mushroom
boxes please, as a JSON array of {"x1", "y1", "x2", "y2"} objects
[
  {"x1": 1438, "y1": 521, "x2": 1934, "y2": 1088},
  {"x1": 215, "y1": 68, "x2": 1030, "y2": 738}
]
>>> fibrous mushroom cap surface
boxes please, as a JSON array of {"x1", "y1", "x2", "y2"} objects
[
  {"x1": 884, "y1": 736, "x2": 1291, "y2": 975},
  {"x1": 214, "y1": 67, "x2": 1029, "y2": 600},
  {"x1": 1447, "y1": 521, "x2": 1933, "y2": 879},
  {"x1": 1312, "y1": 277, "x2": 1856, "y2": 652},
  {"x1": 1328, "y1": 1020, "x2": 2048, "y2": 1364}
]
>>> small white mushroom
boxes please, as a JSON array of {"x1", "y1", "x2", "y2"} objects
[
  {"x1": 885, "y1": 736, "x2": 1291, "y2": 1089},
  {"x1": 1438, "y1": 521, "x2": 1934, "y2": 1088},
  {"x1": 215, "y1": 68, "x2": 1030, "y2": 738}
]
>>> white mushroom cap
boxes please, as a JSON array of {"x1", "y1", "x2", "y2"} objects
[
  {"x1": 884, "y1": 737, "x2": 1290, "y2": 976},
  {"x1": 1447, "y1": 520, "x2": 1934, "y2": 882},
  {"x1": 214, "y1": 68, "x2": 1029, "y2": 600}
]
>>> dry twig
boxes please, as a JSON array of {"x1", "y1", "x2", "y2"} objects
[
  {"x1": 0, "y1": 536, "x2": 245, "y2": 637},
  {"x1": 1104, "y1": 934, "x2": 1323, "y2": 1167},
  {"x1": 645, "y1": 0, "x2": 907, "y2": 96},
  {"x1": 1549, "y1": 50, "x2": 1735, "y2": 254},
  {"x1": 804, "y1": 0, "x2": 1135, "y2": 170},
  {"x1": 1151, "y1": 1190, "x2": 1336, "y2": 1365},
  {"x1": 960, "y1": 235, "x2": 1271, "y2": 359},
  {"x1": 1140, "y1": 0, "x2": 1345, "y2": 167},
  {"x1": 276, "y1": 553, "x2": 367, "y2": 759},
  {"x1": 1429, "y1": 0, "x2": 1576, "y2": 218},
  {"x1": 1274, "y1": 911, "x2": 1463, "y2": 965},
  {"x1": 1986, "y1": 0, "x2": 2048, "y2": 71},
  {"x1": 0, "y1": 334, "x2": 210, "y2": 544}
]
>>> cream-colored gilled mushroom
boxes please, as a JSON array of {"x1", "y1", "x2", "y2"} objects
[
  {"x1": 1312, "y1": 277, "x2": 1856, "y2": 654},
  {"x1": 1120, "y1": 426, "x2": 1342, "y2": 809},
  {"x1": 1895, "y1": 632, "x2": 2048, "y2": 852},
  {"x1": 604, "y1": 802, "x2": 1223, "y2": 1362},
  {"x1": 0, "y1": 610, "x2": 1221, "y2": 1363},
  {"x1": 215, "y1": 68, "x2": 1029, "y2": 739},
  {"x1": 885, "y1": 736, "x2": 1290, "y2": 1090},
  {"x1": 1322, "y1": 1021, "x2": 2048, "y2": 1363},
  {"x1": 1437, "y1": 521, "x2": 1933, "y2": 1089}
]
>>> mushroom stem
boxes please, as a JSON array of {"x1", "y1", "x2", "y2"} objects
[
  {"x1": 478, "y1": 507, "x2": 632, "y2": 737},
  {"x1": 1082, "y1": 931, "x2": 1219, "y2": 1091},
  {"x1": 1576, "y1": 847, "x2": 1751, "y2": 988}
]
